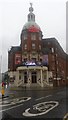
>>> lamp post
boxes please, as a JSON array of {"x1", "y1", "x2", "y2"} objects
[
  {"x1": 52, "y1": 47, "x2": 57, "y2": 87},
  {"x1": 54, "y1": 52, "x2": 57, "y2": 87}
]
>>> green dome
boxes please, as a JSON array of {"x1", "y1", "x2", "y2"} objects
[{"x1": 23, "y1": 21, "x2": 41, "y2": 31}]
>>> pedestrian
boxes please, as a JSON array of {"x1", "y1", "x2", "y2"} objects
[
  {"x1": 1, "y1": 87, "x2": 5, "y2": 99},
  {"x1": 2, "y1": 82, "x2": 4, "y2": 87}
]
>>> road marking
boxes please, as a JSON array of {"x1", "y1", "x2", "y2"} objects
[
  {"x1": 23, "y1": 101, "x2": 59, "y2": 117},
  {"x1": 35, "y1": 95, "x2": 52, "y2": 101},
  {"x1": 63, "y1": 113, "x2": 68, "y2": 120},
  {"x1": 0, "y1": 97, "x2": 31, "y2": 107},
  {"x1": 0, "y1": 103, "x2": 23, "y2": 112}
]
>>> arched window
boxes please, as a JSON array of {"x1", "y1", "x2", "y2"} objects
[
  {"x1": 39, "y1": 45, "x2": 41, "y2": 50},
  {"x1": 32, "y1": 43, "x2": 35, "y2": 49},
  {"x1": 39, "y1": 32, "x2": 41, "y2": 40},
  {"x1": 31, "y1": 33, "x2": 36, "y2": 40},
  {"x1": 24, "y1": 44, "x2": 27, "y2": 49},
  {"x1": 23, "y1": 31, "x2": 27, "y2": 40}
]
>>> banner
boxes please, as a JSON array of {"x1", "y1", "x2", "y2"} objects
[{"x1": 15, "y1": 54, "x2": 21, "y2": 64}]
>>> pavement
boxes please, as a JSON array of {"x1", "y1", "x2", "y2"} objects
[
  {"x1": 0, "y1": 84, "x2": 66, "y2": 101},
  {"x1": 9, "y1": 86, "x2": 53, "y2": 91},
  {"x1": 0, "y1": 84, "x2": 55, "y2": 101},
  {"x1": 9, "y1": 83, "x2": 54, "y2": 91}
]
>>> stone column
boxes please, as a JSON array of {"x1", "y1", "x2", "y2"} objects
[
  {"x1": 40, "y1": 69, "x2": 43, "y2": 87},
  {"x1": 21, "y1": 71, "x2": 24, "y2": 84},
  {"x1": 27, "y1": 68, "x2": 31, "y2": 87},
  {"x1": 28, "y1": 71, "x2": 31, "y2": 85},
  {"x1": 14, "y1": 70, "x2": 19, "y2": 87},
  {"x1": 27, "y1": 69, "x2": 29, "y2": 83},
  {"x1": 46, "y1": 71, "x2": 49, "y2": 83},
  {"x1": 29, "y1": 71, "x2": 31, "y2": 84}
]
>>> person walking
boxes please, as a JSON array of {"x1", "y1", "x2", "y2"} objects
[{"x1": 1, "y1": 86, "x2": 5, "y2": 98}]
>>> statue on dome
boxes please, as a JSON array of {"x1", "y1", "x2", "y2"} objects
[
  {"x1": 30, "y1": 3, "x2": 32, "y2": 7},
  {"x1": 29, "y1": 3, "x2": 33, "y2": 13}
]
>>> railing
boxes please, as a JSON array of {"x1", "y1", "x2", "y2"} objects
[
  {"x1": 37, "y1": 79, "x2": 42, "y2": 86},
  {"x1": 43, "y1": 80, "x2": 53, "y2": 87},
  {"x1": 17, "y1": 80, "x2": 23, "y2": 87}
]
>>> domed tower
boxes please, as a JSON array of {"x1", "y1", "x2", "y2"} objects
[{"x1": 20, "y1": 3, "x2": 43, "y2": 63}]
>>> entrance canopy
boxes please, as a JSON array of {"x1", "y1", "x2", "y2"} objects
[{"x1": 17, "y1": 66, "x2": 48, "y2": 71}]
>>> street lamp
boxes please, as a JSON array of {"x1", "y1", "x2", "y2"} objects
[{"x1": 54, "y1": 52, "x2": 57, "y2": 87}]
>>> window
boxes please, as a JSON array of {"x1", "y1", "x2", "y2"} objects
[
  {"x1": 39, "y1": 45, "x2": 41, "y2": 50},
  {"x1": 31, "y1": 33, "x2": 36, "y2": 40},
  {"x1": 52, "y1": 48, "x2": 54, "y2": 53},
  {"x1": 24, "y1": 58, "x2": 27, "y2": 62},
  {"x1": 39, "y1": 32, "x2": 41, "y2": 40},
  {"x1": 23, "y1": 31, "x2": 27, "y2": 40},
  {"x1": 32, "y1": 43, "x2": 35, "y2": 49},
  {"x1": 57, "y1": 68, "x2": 59, "y2": 72},
  {"x1": 24, "y1": 44, "x2": 27, "y2": 50},
  {"x1": 48, "y1": 42, "x2": 50, "y2": 45},
  {"x1": 57, "y1": 61, "x2": 58, "y2": 64},
  {"x1": 56, "y1": 54, "x2": 57, "y2": 57},
  {"x1": 52, "y1": 55, "x2": 54, "y2": 61},
  {"x1": 52, "y1": 64, "x2": 55, "y2": 70}
]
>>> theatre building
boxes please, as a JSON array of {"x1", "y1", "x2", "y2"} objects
[{"x1": 8, "y1": 4, "x2": 68, "y2": 87}]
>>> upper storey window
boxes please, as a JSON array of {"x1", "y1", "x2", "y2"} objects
[
  {"x1": 52, "y1": 48, "x2": 54, "y2": 53},
  {"x1": 39, "y1": 45, "x2": 41, "y2": 50},
  {"x1": 32, "y1": 43, "x2": 35, "y2": 49},
  {"x1": 39, "y1": 32, "x2": 42, "y2": 40},
  {"x1": 23, "y1": 31, "x2": 27, "y2": 40},
  {"x1": 24, "y1": 44, "x2": 27, "y2": 50},
  {"x1": 31, "y1": 33, "x2": 36, "y2": 40}
]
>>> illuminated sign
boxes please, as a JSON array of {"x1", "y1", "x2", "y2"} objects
[
  {"x1": 25, "y1": 61, "x2": 36, "y2": 66},
  {"x1": 28, "y1": 26, "x2": 40, "y2": 32}
]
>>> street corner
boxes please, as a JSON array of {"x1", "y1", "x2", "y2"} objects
[{"x1": 63, "y1": 113, "x2": 68, "y2": 120}]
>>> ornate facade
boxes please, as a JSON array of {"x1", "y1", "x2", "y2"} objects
[{"x1": 8, "y1": 3, "x2": 68, "y2": 87}]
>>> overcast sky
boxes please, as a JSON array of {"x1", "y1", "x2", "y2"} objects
[{"x1": 0, "y1": 0, "x2": 67, "y2": 73}]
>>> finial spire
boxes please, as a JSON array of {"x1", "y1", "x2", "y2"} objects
[
  {"x1": 28, "y1": 3, "x2": 35, "y2": 22},
  {"x1": 29, "y1": 2, "x2": 33, "y2": 13},
  {"x1": 30, "y1": 3, "x2": 32, "y2": 7}
]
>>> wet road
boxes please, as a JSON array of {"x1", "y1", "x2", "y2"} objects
[{"x1": 1, "y1": 86, "x2": 68, "y2": 119}]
